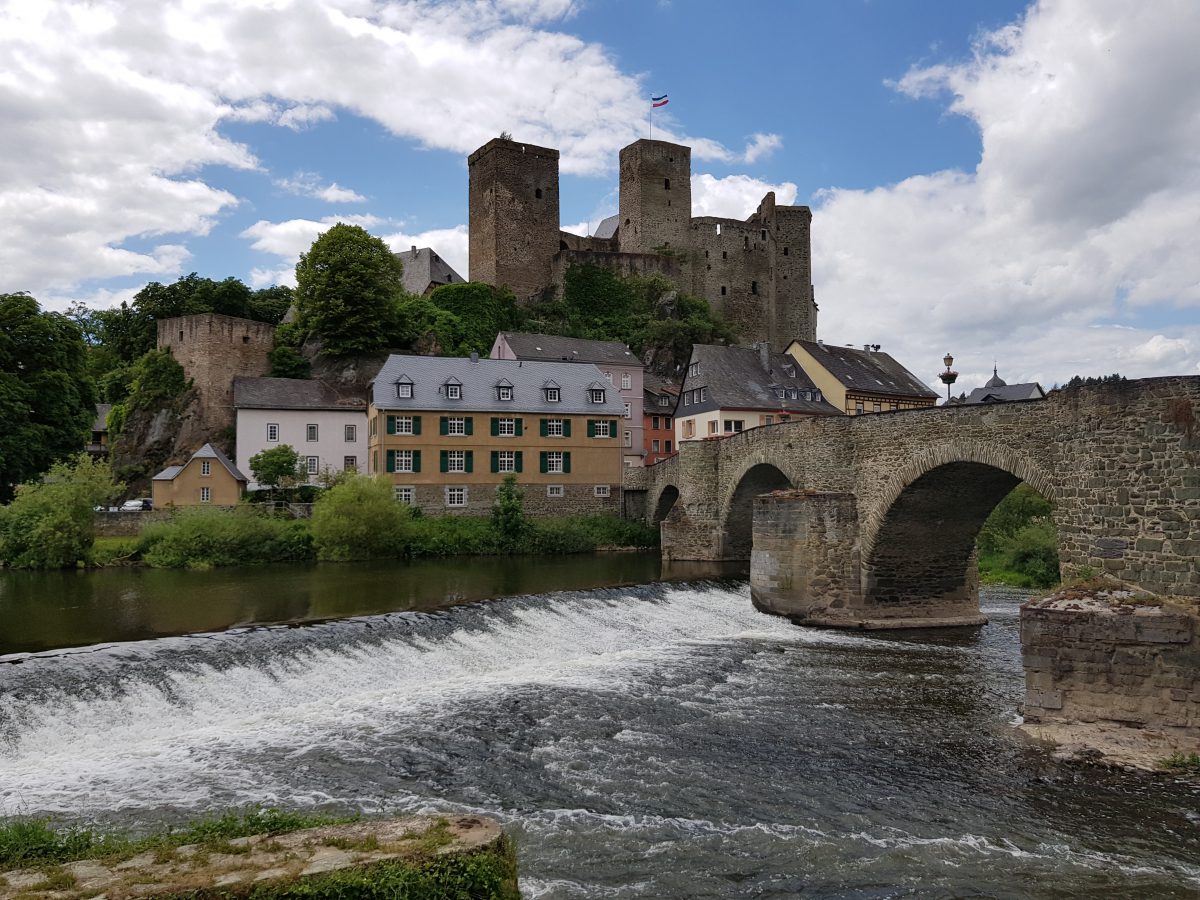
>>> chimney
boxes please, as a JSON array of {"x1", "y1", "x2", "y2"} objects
[
  {"x1": 864, "y1": 344, "x2": 872, "y2": 352},
  {"x1": 754, "y1": 341, "x2": 771, "y2": 372},
  {"x1": 411, "y1": 245, "x2": 417, "y2": 254},
  {"x1": 469, "y1": 351, "x2": 479, "y2": 363}
]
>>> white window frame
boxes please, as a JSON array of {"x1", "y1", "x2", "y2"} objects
[
  {"x1": 307, "y1": 455, "x2": 319, "y2": 474},
  {"x1": 394, "y1": 416, "x2": 415, "y2": 435},
  {"x1": 200, "y1": 486, "x2": 211, "y2": 503},
  {"x1": 446, "y1": 383, "x2": 462, "y2": 400},
  {"x1": 447, "y1": 416, "x2": 467, "y2": 436},
  {"x1": 621, "y1": 373, "x2": 632, "y2": 390},
  {"x1": 498, "y1": 450, "x2": 516, "y2": 473},
  {"x1": 652, "y1": 439, "x2": 660, "y2": 452},
  {"x1": 345, "y1": 424, "x2": 356, "y2": 442},
  {"x1": 604, "y1": 370, "x2": 613, "y2": 383},
  {"x1": 445, "y1": 486, "x2": 467, "y2": 507},
  {"x1": 498, "y1": 385, "x2": 513, "y2": 401},
  {"x1": 624, "y1": 430, "x2": 633, "y2": 447},
  {"x1": 498, "y1": 417, "x2": 516, "y2": 437},
  {"x1": 546, "y1": 419, "x2": 565, "y2": 437},
  {"x1": 623, "y1": 402, "x2": 632, "y2": 419},
  {"x1": 343, "y1": 456, "x2": 357, "y2": 472},
  {"x1": 594, "y1": 484, "x2": 611, "y2": 497},
  {"x1": 594, "y1": 420, "x2": 611, "y2": 438},
  {"x1": 200, "y1": 460, "x2": 211, "y2": 476},
  {"x1": 544, "y1": 387, "x2": 560, "y2": 402},
  {"x1": 546, "y1": 451, "x2": 565, "y2": 473},
  {"x1": 394, "y1": 486, "x2": 414, "y2": 504},
  {"x1": 397, "y1": 382, "x2": 413, "y2": 399},
  {"x1": 589, "y1": 389, "x2": 606, "y2": 404},
  {"x1": 447, "y1": 449, "x2": 466, "y2": 472},
  {"x1": 306, "y1": 424, "x2": 318, "y2": 442},
  {"x1": 395, "y1": 450, "x2": 415, "y2": 473},
  {"x1": 547, "y1": 484, "x2": 564, "y2": 498},
  {"x1": 267, "y1": 423, "x2": 279, "y2": 442},
  {"x1": 688, "y1": 362, "x2": 699, "y2": 377},
  {"x1": 724, "y1": 420, "x2": 744, "y2": 433}
]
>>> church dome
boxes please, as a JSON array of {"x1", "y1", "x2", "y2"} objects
[{"x1": 985, "y1": 366, "x2": 1007, "y2": 388}]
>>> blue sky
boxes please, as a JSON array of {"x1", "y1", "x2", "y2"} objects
[{"x1": 2, "y1": 0, "x2": 1198, "y2": 391}]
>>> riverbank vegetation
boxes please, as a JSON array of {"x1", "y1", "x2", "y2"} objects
[{"x1": 976, "y1": 484, "x2": 1061, "y2": 588}]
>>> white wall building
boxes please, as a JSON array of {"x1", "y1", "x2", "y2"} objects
[{"x1": 234, "y1": 377, "x2": 367, "y2": 489}]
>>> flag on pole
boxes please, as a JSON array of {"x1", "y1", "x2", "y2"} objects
[{"x1": 652, "y1": 94, "x2": 669, "y2": 108}]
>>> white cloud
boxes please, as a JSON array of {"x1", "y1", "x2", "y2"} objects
[
  {"x1": 240, "y1": 215, "x2": 384, "y2": 260},
  {"x1": 813, "y1": 0, "x2": 1200, "y2": 387},
  {"x1": 684, "y1": 133, "x2": 784, "y2": 165},
  {"x1": 276, "y1": 173, "x2": 367, "y2": 203},
  {"x1": 692, "y1": 174, "x2": 798, "y2": 219}
]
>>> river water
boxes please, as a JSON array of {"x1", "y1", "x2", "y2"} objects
[{"x1": 1, "y1": 568, "x2": 1198, "y2": 897}]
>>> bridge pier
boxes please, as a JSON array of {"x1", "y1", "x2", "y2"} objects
[{"x1": 750, "y1": 490, "x2": 988, "y2": 629}]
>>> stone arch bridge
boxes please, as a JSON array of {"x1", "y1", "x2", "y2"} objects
[{"x1": 624, "y1": 377, "x2": 1200, "y2": 630}]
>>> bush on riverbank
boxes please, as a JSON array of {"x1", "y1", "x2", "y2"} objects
[
  {"x1": 310, "y1": 476, "x2": 411, "y2": 561},
  {"x1": 977, "y1": 484, "x2": 1060, "y2": 588},
  {"x1": 138, "y1": 506, "x2": 313, "y2": 568}
]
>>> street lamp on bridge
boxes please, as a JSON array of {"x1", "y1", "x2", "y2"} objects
[{"x1": 938, "y1": 353, "x2": 958, "y2": 404}]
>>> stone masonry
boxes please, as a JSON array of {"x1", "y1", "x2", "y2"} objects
[{"x1": 468, "y1": 136, "x2": 816, "y2": 348}]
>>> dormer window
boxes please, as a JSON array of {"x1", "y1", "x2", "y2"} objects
[
  {"x1": 445, "y1": 381, "x2": 462, "y2": 400},
  {"x1": 688, "y1": 362, "x2": 699, "y2": 377},
  {"x1": 498, "y1": 386, "x2": 513, "y2": 401},
  {"x1": 543, "y1": 381, "x2": 560, "y2": 403},
  {"x1": 396, "y1": 380, "x2": 413, "y2": 399},
  {"x1": 589, "y1": 389, "x2": 606, "y2": 404}
]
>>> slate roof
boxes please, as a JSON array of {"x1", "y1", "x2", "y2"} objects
[
  {"x1": 790, "y1": 340, "x2": 939, "y2": 399},
  {"x1": 371, "y1": 354, "x2": 627, "y2": 415},
  {"x1": 496, "y1": 332, "x2": 639, "y2": 367},
  {"x1": 683, "y1": 344, "x2": 841, "y2": 416},
  {"x1": 394, "y1": 246, "x2": 465, "y2": 296},
  {"x1": 593, "y1": 215, "x2": 619, "y2": 239},
  {"x1": 153, "y1": 443, "x2": 247, "y2": 482},
  {"x1": 962, "y1": 382, "x2": 1045, "y2": 404},
  {"x1": 233, "y1": 377, "x2": 366, "y2": 411},
  {"x1": 92, "y1": 403, "x2": 112, "y2": 432}
]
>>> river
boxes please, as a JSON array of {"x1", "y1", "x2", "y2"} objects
[{"x1": 1, "y1": 562, "x2": 1198, "y2": 897}]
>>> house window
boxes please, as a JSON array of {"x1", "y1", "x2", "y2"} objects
[
  {"x1": 624, "y1": 402, "x2": 632, "y2": 419},
  {"x1": 698, "y1": 387, "x2": 706, "y2": 402},
  {"x1": 498, "y1": 417, "x2": 516, "y2": 436},
  {"x1": 873, "y1": 402, "x2": 882, "y2": 413},
  {"x1": 446, "y1": 383, "x2": 462, "y2": 400},
  {"x1": 200, "y1": 460, "x2": 211, "y2": 476},
  {"x1": 546, "y1": 419, "x2": 565, "y2": 437},
  {"x1": 623, "y1": 430, "x2": 632, "y2": 448},
  {"x1": 589, "y1": 389, "x2": 606, "y2": 404},
  {"x1": 267, "y1": 423, "x2": 279, "y2": 442},
  {"x1": 593, "y1": 420, "x2": 612, "y2": 438},
  {"x1": 394, "y1": 416, "x2": 416, "y2": 435},
  {"x1": 306, "y1": 424, "x2": 318, "y2": 442},
  {"x1": 307, "y1": 456, "x2": 319, "y2": 474},
  {"x1": 447, "y1": 416, "x2": 467, "y2": 436},
  {"x1": 684, "y1": 421, "x2": 695, "y2": 438},
  {"x1": 447, "y1": 450, "x2": 466, "y2": 472},
  {"x1": 594, "y1": 485, "x2": 611, "y2": 497},
  {"x1": 665, "y1": 416, "x2": 672, "y2": 428},
  {"x1": 659, "y1": 396, "x2": 670, "y2": 406},
  {"x1": 546, "y1": 451, "x2": 565, "y2": 473},
  {"x1": 200, "y1": 486, "x2": 211, "y2": 503},
  {"x1": 764, "y1": 415, "x2": 774, "y2": 425},
  {"x1": 724, "y1": 420, "x2": 744, "y2": 433},
  {"x1": 652, "y1": 439, "x2": 660, "y2": 452},
  {"x1": 683, "y1": 394, "x2": 691, "y2": 407},
  {"x1": 445, "y1": 486, "x2": 467, "y2": 507},
  {"x1": 498, "y1": 385, "x2": 513, "y2": 401},
  {"x1": 603, "y1": 371, "x2": 612, "y2": 384},
  {"x1": 855, "y1": 401, "x2": 865, "y2": 415},
  {"x1": 688, "y1": 362, "x2": 699, "y2": 377},
  {"x1": 497, "y1": 450, "x2": 516, "y2": 473},
  {"x1": 341, "y1": 456, "x2": 356, "y2": 473},
  {"x1": 394, "y1": 450, "x2": 415, "y2": 472},
  {"x1": 397, "y1": 382, "x2": 413, "y2": 399},
  {"x1": 652, "y1": 416, "x2": 660, "y2": 429},
  {"x1": 544, "y1": 387, "x2": 560, "y2": 402},
  {"x1": 709, "y1": 421, "x2": 718, "y2": 434},
  {"x1": 394, "y1": 486, "x2": 414, "y2": 504},
  {"x1": 665, "y1": 440, "x2": 673, "y2": 453},
  {"x1": 345, "y1": 424, "x2": 356, "y2": 442},
  {"x1": 621, "y1": 373, "x2": 631, "y2": 390},
  {"x1": 547, "y1": 484, "x2": 564, "y2": 498}
]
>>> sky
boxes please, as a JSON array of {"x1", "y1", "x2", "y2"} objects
[{"x1": 2, "y1": 0, "x2": 1198, "y2": 393}]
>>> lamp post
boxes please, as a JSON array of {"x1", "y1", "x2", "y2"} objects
[{"x1": 938, "y1": 353, "x2": 958, "y2": 404}]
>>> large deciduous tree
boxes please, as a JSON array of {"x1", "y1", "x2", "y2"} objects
[
  {"x1": 0, "y1": 293, "x2": 98, "y2": 502},
  {"x1": 294, "y1": 223, "x2": 405, "y2": 357}
]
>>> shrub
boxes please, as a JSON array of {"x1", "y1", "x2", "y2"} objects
[
  {"x1": 491, "y1": 475, "x2": 529, "y2": 551},
  {"x1": 310, "y1": 476, "x2": 411, "y2": 560},
  {"x1": 268, "y1": 345, "x2": 310, "y2": 379},
  {"x1": 406, "y1": 515, "x2": 500, "y2": 557},
  {"x1": 138, "y1": 507, "x2": 313, "y2": 568},
  {"x1": 127, "y1": 349, "x2": 189, "y2": 411}
]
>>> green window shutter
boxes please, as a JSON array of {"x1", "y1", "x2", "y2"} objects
[
  {"x1": 587, "y1": 419, "x2": 595, "y2": 438},
  {"x1": 563, "y1": 451, "x2": 572, "y2": 474},
  {"x1": 515, "y1": 418, "x2": 524, "y2": 436},
  {"x1": 610, "y1": 419, "x2": 618, "y2": 437},
  {"x1": 490, "y1": 450, "x2": 499, "y2": 473},
  {"x1": 439, "y1": 450, "x2": 448, "y2": 473},
  {"x1": 465, "y1": 450, "x2": 474, "y2": 473},
  {"x1": 387, "y1": 415, "x2": 396, "y2": 435},
  {"x1": 439, "y1": 416, "x2": 448, "y2": 436},
  {"x1": 539, "y1": 451, "x2": 548, "y2": 474},
  {"x1": 412, "y1": 416, "x2": 422, "y2": 435},
  {"x1": 412, "y1": 450, "x2": 421, "y2": 473},
  {"x1": 491, "y1": 417, "x2": 499, "y2": 437},
  {"x1": 515, "y1": 451, "x2": 523, "y2": 473},
  {"x1": 465, "y1": 417, "x2": 474, "y2": 436},
  {"x1": 563, "y1": 419, "x2": 572, "y2": 437},
  {"x1": 539, "y1": 418, "x2": 547, "y2": 437},
  {"x1": 386, "y1": 450, "x2": 396, "y2": 473}
]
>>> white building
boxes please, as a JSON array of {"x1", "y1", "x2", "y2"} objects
[{"x1": 234, "y1": 377, "x2": 367, "y2": 489}]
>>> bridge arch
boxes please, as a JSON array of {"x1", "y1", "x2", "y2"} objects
[
  {"x1": 859, "y1": 441, "x2": 1058, "y2": 616},
  {"x1": 721, "y1": 461, "x2": 795, "y2": 559},
  {"x1": 650, "y1": 484, "x2": 681, "y2": 524}
]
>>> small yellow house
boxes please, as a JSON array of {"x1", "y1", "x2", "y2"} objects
[{"x1": 151, "y1": 443, "x2": 247, "y2": 508}]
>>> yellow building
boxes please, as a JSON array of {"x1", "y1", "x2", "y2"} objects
[
  {"x1": 367, "y1": 354, "x2": 626, "y2": 514},
  {"x1": 785, "y1": 340, "x2": 939, "y2": 415},
  {"x1": 151, "y1": 443, "x2": 247, "y2": 508}
]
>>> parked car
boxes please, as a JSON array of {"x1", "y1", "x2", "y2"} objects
[{"x1": 120, "y1": 498, "x2": 153, "y2": 512}]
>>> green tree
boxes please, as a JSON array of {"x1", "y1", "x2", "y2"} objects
[
  {"x1": 268, "y1": 345, "x2": 311, "y2": 379},
  {"x1": 491, "y1": 474, "x2": 529, "y2": 551},
  {"x1": 0, "y1": 293, "x2": 98, "y2": 502},
  {"x1": 427, "y1": 283, "x2": 523, "y2": 355},
  {"x1": 295, "y1": 224, "x2": 406, "y2": 357},
  {"x1": 310, "y1": 475, "x2": 411, "y2": 560},
  {"x1": 126, "y1": 349, "x2": 189, "y2": 412},
  {"x1": 0, "y1": 454, "x2": 122, "y2": 569},
  {"x1": 249, "y1": 444, "x2": 305, "y2": 497}
]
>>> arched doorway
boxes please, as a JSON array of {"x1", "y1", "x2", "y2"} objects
[
  {"x1": 652, "y1": 485, "x2": 680, "y2": 525},
  {"x1": 722, "y1": 463, "x2": 793, "y2": 560}
]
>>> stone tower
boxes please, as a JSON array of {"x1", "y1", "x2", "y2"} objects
[
  {"x1": 760, "y1": 194, "x2": 817, "y2": 344},
  {"x1": 468, "y1": 138, "x2": 560, "y2": 300},
  {"x1": 618, "y1": 140, "x2": 692, "y2": 255}
]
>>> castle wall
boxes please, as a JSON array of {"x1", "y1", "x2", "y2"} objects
[
  {"x1": 156, "y1": 313, "x2": 274, "y2": 434},
  {"x1": 558, "y1": 231, "x2": 618, "y2": 254},
  {"x1": 548, "y1": 249, "x2": 685, "y2": 298},
  {"x1": 468, "y1": 139, "x2": 560, "y2": 301},
  {"x1": 618, "y1": 140, "x2": 692, "y2": 255}
]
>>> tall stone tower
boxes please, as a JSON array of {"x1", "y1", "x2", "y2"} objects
[
  {"x1": 761, "y1": 195, "x2": 817, "y2": 344},
  {"x1": 468, "y1": 138, "x2": 560, "y2": 300},
  {"x1": 618, "y1": 139, "x2": 692, "y2": 255}
]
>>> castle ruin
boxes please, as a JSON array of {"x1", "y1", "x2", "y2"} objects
[{"x1": 468, "y1": 137, "x2": 817, "y2": 347}]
